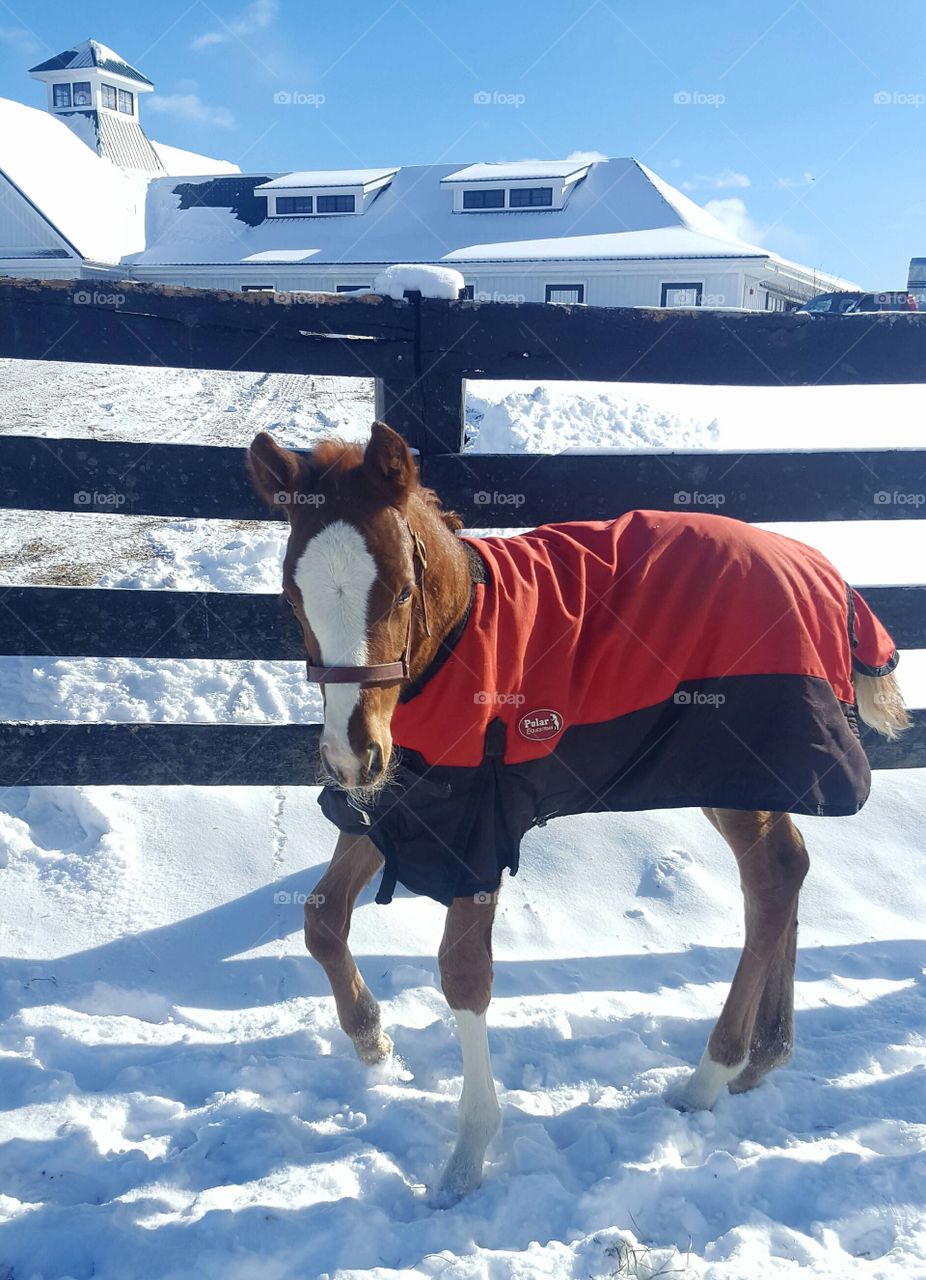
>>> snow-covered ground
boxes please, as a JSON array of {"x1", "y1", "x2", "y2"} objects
[{"x1": 0, "y1": 359, "x2": 924, "y2": 1279}]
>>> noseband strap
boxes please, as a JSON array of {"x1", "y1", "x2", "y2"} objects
[{"x1": 305, "y1": 520, "x2": 430, "y2": 687}]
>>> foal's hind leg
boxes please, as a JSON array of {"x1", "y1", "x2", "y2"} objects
[
  {"x1": 676, "y1": 809, "x2": 808, "y2": 1110},
  {"x1": 304, "y1": 831, "x2": 393, "y2": 1064}
]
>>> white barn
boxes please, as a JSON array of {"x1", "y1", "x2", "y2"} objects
[{"x1": 1, "y1": 38, "x2": 854, "y2": 308}]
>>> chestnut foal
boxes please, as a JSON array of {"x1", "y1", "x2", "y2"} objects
[{"x1": 247, "y1": 422, "x2": 907, "y2": 1202}]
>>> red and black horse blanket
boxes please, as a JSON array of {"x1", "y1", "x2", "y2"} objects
[{"x1": 320, "y1": 511, "x2": 898, "y2": 906}]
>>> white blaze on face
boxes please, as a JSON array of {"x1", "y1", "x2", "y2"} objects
[{"x1": 293, "y1": 520, "x2": 377, "y2": 779}]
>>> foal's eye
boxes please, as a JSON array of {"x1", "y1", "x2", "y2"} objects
[{"x1": 396, "y1": 586, "x2": 413, "y2": 605}]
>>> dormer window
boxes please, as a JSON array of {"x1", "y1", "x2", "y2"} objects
[
  {"x1": 509, "y1": 186, "x2": 553, "y2": 208},
  {"x1": 442, "y1": 160, "x2": 593, "y2": 213},
  {"x1": 102, "y1": 84, "x2": 117, "y2": 109},
  {"x1": 276, "y1": 196, "x2": 314, "y2": 214},
  {"x1": 118, "y1": 89, "x2": 134, "y2": 115},
  {"x1": 317, "y1": 194, "x2": 355, "y2": 213},
  {"x1": 73, "y1": 81, "x2": 92, "y2": 106},
  {"x1": 463, "y1": 189, "x2": 505, "y2": 210},
  {"x1": 256, "y1": 169, "x2": 396, "y2": 218},
  {"x1": 53, "y1": 83, "x2": 71, "y2": 108}
]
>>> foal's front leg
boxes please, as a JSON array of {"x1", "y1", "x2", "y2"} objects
[
  {"x1": 304, "y1": 831, "x2": 393, "y2": 1064},
  {"x1": 436, "y1": 895, "x2": 501, "y2": 1203}
]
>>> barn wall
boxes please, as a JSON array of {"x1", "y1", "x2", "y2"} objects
[
  {"x1": 127, "y1": 258, "x2": 816, "y2": 309},
  {"x1": 0, "y1": 172, "x2": 75, "y2": 262}
]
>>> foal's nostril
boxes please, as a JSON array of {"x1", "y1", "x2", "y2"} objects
[{"x1": 364, "y1": 741, "x2": 383, "y2": 780}]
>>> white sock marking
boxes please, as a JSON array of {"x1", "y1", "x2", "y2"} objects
[
  {"x1": 437, "y1": 1009, "x2": 500, "y2": 1201},
  {"x1": 678, "y1": 1046, "x2": 749, "y2": 1111},
  {"x1": 293, "y1": 521, "x2": 376, "y2": 774}
]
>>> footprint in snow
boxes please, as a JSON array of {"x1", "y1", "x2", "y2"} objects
[{"x1": 635, "y1": 848, "x2": 694, "y2": 900}]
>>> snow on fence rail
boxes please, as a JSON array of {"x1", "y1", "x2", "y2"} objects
[{"x1": 0, "y1": 275, "x2": 924, "y2": 783}]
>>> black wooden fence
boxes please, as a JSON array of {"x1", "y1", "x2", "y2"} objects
[{"x1": 0, "y1": 276, "x2": 924, "y2": 786}]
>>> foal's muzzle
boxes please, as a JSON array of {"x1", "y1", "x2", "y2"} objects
[{"x1": 320, "y1": 739, "x2": 387, "y2": 792}]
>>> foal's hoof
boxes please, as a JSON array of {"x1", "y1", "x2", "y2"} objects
[
  {"x1": 668, "y1": 1080, "x2": 711, "y2": 1114},
  {"x1": 669, "y1": 1050, "x2": 750, "y2": 1112},
  {"x1": 353, "y1": 1028, "x2": 394, "y2": 1065},
  {"x1": 433, "y1": 1151, "x2": 484, "y2": 1208}
]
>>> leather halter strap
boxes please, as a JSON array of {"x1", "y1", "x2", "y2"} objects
[{"x1": 305, "y1": 521, "x2": 430, "y2": 686}]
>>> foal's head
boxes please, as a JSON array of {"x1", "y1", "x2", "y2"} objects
[{"x1": 248, "y1": 423, "x2": 439, "y2": 793}]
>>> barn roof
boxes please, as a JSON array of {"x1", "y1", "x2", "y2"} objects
[
  {"x1": 0, "y1": 96, "x2": 147, "y2": 262},
  {"x1": 130, "y1": 157, "x2": 775, "y2": 268}
]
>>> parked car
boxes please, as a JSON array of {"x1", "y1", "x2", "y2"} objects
[{"x1": 798, "y1": 290, "x2": 918, "y2": 314}]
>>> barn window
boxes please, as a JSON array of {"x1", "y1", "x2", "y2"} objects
[
  {"x1": 118, "y1": 89, "x2": 134, "y2": 114},
  {"x1": 509, "y1": 186, "x2": 554, "y2": 207},
  {"x1": 241, "y1": 284, "x2": 275, "y2": 292},
  {"x1": 102, "y1": 84, "x2": 118, "y2": 109},
  {"x1": 462, "y1": 188, "x2": 505, "y2": 209},
  {"x1": 276, "y1": 196, "x2": 313, "y2": 214},
  {"x1": 317, "y1": 194, "x2": 355, "y2": 213},
  {"x1": 53, "y1": 83, "x2": 71, "y2": 108},
  {"x1": 545, "y1": 284, "x2": 585, "y2": 305},
  {"x1": 459, "y1": 284, "x2": 475, "y2": 299},
  {"x1": 336, "y1": 284, "x2": 372, "y2": 292},
  {"x1": 660, "y1": 282, "x2": 703, "y2": 307}
]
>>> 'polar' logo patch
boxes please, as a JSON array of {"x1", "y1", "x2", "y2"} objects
[{"x1": 518, "y1": 709, "x2": 564, "y2": 742}]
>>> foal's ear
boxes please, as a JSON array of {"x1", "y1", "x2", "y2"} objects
[
  {"x1": 363, "y1": 421, "x2": 417, "y2": 508},
  {"x1": 247, "y1": 431, "x2": 301, "y2": 511}
]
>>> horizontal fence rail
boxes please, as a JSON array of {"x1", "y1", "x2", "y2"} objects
[
  {"x1": 0, "y1": 278, "x2": 417, "y2": 380},
  {"x1": 1, "y1": 584, "x2": 924, "y2": 659},
  {"x1": 0, "y1": 719, "x2": 921, "y2": 787},
  {"x1": 0, "y1": 723, "x2": 321, "y2": 787},
  {"x1": 3, "y1": 436, "x2": 926, "y2": 525}
]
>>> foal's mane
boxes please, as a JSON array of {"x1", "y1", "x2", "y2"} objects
[{"x1": 307, "y1": 437, "x2": 463, "y2": 533}]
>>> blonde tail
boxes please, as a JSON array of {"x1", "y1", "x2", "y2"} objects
[{"x1": 853, "y1": 670, "x2": 911, "y2": 740}]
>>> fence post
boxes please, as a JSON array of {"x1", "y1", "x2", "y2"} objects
[{"x1": 373, "y1": 292, "x2": 465, "y2": 455}]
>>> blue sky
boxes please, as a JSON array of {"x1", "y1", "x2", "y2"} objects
[{"x1": 0, "y1": 0, "x2": 922, "y2": 285}]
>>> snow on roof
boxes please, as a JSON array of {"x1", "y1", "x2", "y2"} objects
[
  {"x1": 255, "y1": 169, "x2": 397, "y2": 190},
  {"x1": 29, "y1": 38, "x2": 154, "y2": 87},
  {"x1": 443, "y1": 160, "x2": 592, "y2": 183},
  {"x1": 0, "y1": 95, "x2": 146, "y2": 262},
  {"x1": 132, "y1": 158, "x2": 765, "y2": 269},
  {"x1": 241, "y1": 249, "x2": 318, "y2": 263},
  {"x1": 151, "y1": 140, "x2": 240, "y2": 178},
  {"x1": 441, "y1": 226, "x2": 767, "y2": 263}
]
